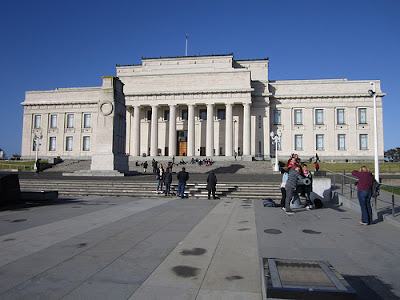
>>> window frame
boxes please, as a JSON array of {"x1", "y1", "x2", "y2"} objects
[
  {"x1": 199, "y1": 109, "x2": 207, "y2": 121},
  {"x1": 316, "y1": 134, "x2": 324, "y2": 150},
  {"x1": 83, "y1": 113, "x2": 92, "y2": 128},
  {"x1": 338, "y1": 134, "x2": 346, "y2": 150},
  {"x1": 358, "y1": 108, "x2": 367, "y2": 124},
  {"x1": 34, "y1": 115, "x2": 41, "y2": 129},
  {"x1": 66, "y1": 114, "x2": 74, "y2": 128},
  {"x1": 273, "y1": 110, "x2": 281, "y2": 125},
  {"x1": 50, "y1": 114, "x2": 57, "y2": 129},
  {"x1": 294, "y1": 134, "x2": 303, "y2": 151},
  {"x1": 360, "y1": 134, "x2": 368, "y2": 150},
  {"x1": 49, "y1": 137, "x2": 56, "y2": 151},
  {"x1": 315, "y1": 109, "x2": 324, "y2": 125},
  {"x1": 66, "y1": 136, "x2": 73, "y2": 151},
  {"x1": 217, "y1": 109, "x2": 226, "y2": 120},
  {"x1": 337, "y1": 109, "x2": 345, "y2": 125},
  {"x1": 294, "y1": 109, "x2": 303, "y2": 125},
  {"x1": 83, "y1": 136, "x2": 91, "y2": 151}
]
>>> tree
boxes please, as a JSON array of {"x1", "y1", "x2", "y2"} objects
[{"x1": 384, "y1": 147, "x2": 400, "y2": 162}]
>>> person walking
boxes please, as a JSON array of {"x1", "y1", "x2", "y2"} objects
[
  {"x1": 302, "y1": 164, "x2": 313, "y2": 209},
  {"x1": 35, "y1": 159, "x2": 41, "y2": 175},
  {"x1": 156, "y1": 164, "x2": 164, "y2": 193},
  {"x1": 163, "y1": 168, "x2": 172, "y2": 196},
  {"x1": 177, "y1": 167, "x2": 189, "y2": 199},
  {"x1": 352, "y1": 166, "x2": 374, "y2": 225},
  {"x1": 143, "y1": 161, "x2": 148, "y2": 173},
  {"x1": 284, "y1": 164, "x2": 303, "y2": 214},
  {"x1": 206, "y1": 170, "x2": 218, "y2": 199}
]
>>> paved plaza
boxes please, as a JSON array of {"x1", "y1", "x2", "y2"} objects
[{"x1": 0, "y1": 192, "x2": 399, "y2": 299}]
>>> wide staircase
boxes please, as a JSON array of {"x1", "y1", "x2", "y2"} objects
[{"x1": 19, "y1": 180, "x2": 282, "y2": 201}]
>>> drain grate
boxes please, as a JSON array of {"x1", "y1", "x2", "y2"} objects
[{"x1": 262, "y1": 258, "x2": 357, "y2": 299}]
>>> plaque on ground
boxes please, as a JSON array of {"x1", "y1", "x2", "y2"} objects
[{"x1": 262, "y1": 258, "x2": 357, "y2": 299}]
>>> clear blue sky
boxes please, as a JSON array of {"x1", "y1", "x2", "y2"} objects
[{"x1": 1, "y1": 0, "x2": 399, "y2": 157}]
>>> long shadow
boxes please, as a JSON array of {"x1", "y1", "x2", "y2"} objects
[
  {"x1": 343, "y1": 275, "x2": 399, "y2": 300},
  {"x1": 208, "y1": 164, "x2": 244, "y2": 174},
  {"x1": 0, "y1": 198, "x2": 85, "y2": 212}
]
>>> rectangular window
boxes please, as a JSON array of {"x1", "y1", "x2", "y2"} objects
[
  {"x1": 50, "y1": 114, "x2": 57, "y2": 128},
  {"x1": 49, "y1": 137, "x2": 56, "y2": 151},
  {"x1": 181, "y1": 110, "x2": 188, "y2": 121},
  {"x1": 294, "y1": 109, "x2": 303, "y2": 125},
  {"x1": 295, "y1": 135, "x2": 303, "y2": 151},
  {"x1": 315, "y1": 109, "x2": 324, "y2": 125},
  {"x1": 360, "y1": 134, "x2": 368, "y2": 150},
  {"x1": 83, "y1": 136, "x2": 90, "y2": 151},
  {"x1": 67, "y1": 114, "x2": 74, "y2": 128},
  {"x1": 164, "y1": 110, "x2": 170, "y2": 121},
  {"x1": 66, "y1": 137, "x2": 73, "y2": 151},
  {"x1": 83, "y1": 114, "x2": 91, "y2": 128},
  {"x1": 217, "y1": 109, "x2": 226, "y2": 120},
  {"x1": 199, "y1": 109, "x2": 207, "y2": 120},
  {"x1": 316, "y1": 134, "x2": 324, "y2": 150},
  {"x1": 359, "y1": 108, "x2": 367, "y2": 124},
  {"x1": 338, "y1": 134, "x2": 346, "y2": 150},
  {"x1": 34, "y1": 115, "x2": 41, "y2": 129},
  {"x1": 258, "y1": 115, "x2": 262, "y2": 129},
  {"x1": 273, "y1": 110, "x2": 281, "y2": 125},
  {"x1": 147, "y1": 110, "x2": 152, "y2": 121},
  {"x1": 337, "y1": 109, "x2": 345, "y2": 125}
]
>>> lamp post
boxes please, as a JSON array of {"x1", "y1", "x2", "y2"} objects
[
  {"x1": 368, "y1": 82, "x2": 379, "y2": 182},
  {"x1": 270, "y1": 129, "x2": 282, "y2": 172},
  {"x1": 33, "y1": 133, "x2": 42, "y2": 170}
]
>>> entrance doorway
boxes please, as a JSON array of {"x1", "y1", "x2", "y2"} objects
[{"x1": 177, "y1": 130, "x2": 187, "y2": 156}]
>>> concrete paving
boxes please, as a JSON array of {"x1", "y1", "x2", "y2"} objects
[{"x1": 1, "y1": 194, "x2": 399, "y2": 299}]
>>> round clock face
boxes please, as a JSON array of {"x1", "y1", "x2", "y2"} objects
[{"x1": 100, "y1": 101, "x2": 113, "y2": 116}]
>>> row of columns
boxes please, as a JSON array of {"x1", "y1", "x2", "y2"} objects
[{"x1": 128, "y1": 103, "x2": 251, "y2": 157}]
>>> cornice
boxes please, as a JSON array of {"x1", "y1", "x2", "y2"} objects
[
  {"x1": 21, "y1": 100, "x2": 98, "y2": 106},
  {"x1": 125, "y1": 88, "x2": 253, "y2": 97},
  {"x1": 272, "y1": 93, "x2": 386, "y2": 99}
]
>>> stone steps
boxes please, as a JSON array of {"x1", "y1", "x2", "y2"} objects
[{"x1": 19, "y1": 180, "x2": 281, "y2": 201}]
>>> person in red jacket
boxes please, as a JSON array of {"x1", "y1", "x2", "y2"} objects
[{"x1": 352, "y1": 166, "x2": 374, "y2": 225}]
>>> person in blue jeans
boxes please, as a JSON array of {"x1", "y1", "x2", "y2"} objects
[
  {"x1": 177, "y1": 167, "x2": 189, "y2": 199},
  {"x1": 163, "y1": 168, "x2": 172, "y2": 196},
  {"x1": 352, "y1": 166, "x2": 374, "y2": 225}
]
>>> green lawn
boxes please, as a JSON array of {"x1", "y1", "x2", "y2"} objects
[{"x1": 0, "y1": 160, "x2": 38, "y2": 171}]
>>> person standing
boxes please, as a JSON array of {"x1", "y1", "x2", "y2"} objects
[
  {"x1": 352, "y1": 166, "x2": 374, "y2": 225},
  {"x1": 302, "y1": 164, "x2": 313, "y2": 209},
  {"x1": 315, "y1": 153, "x2": 320, "y2": 162},
  {"x1": 280, "y1": 168, "x2": 289, "y2": 208},
  {"x1": 35, "y1": 159, "x2": 41, "y2": 175},
  {"x1": 284, "y1": 164, "x2": 303, "y2": 214},
  {"x1": 177, "y1": 167, "x2": 189, "y2": 199},
  {"x1": 206, "y1": 170, "x2": 218, "y2": 199},
  {"x1": 143, "y1": 161, "x2": 148, "y2": 173},
  {"x1": 314, "y1": 161, "x2": 319, "y2": 172},
  {"x1": 163, "y1": 168, "x2": 172, "y2": 196},
  {"x1": 156, "y1": 164, "x2": 164, "y2": 193}
]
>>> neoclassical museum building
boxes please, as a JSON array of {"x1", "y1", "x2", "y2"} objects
[{"x1": 21, "y1": 54, "x2": 385, "y2": 163}]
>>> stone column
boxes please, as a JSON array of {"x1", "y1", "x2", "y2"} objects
[
  {"x1": 225, "y1": 103, "x2": 233, "y2": 156},
  {"x1": 132, "y1": 105, "x2": 140, "y2": 156},
  {"x1": 126, "y1": 107, "x2": 132, "y2": 155},
  {"x1": 243, "y1": 103, "x2": 251, "y2": 156},
  {"x1": 187, "y1": 104, "x2": 195, "y2": 156},
  {"x1": 168, "y1": 104, "x2": 177, "y2": 156},
  {"x1": 206, "y1": 104, "x2": 214, "y2": 156},
  {"x1": 150, "y1": 105, "x2": 158, "y2": 156}
]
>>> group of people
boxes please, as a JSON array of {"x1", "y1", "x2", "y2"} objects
[
  {"x1": 190, "y1": 157, "x2": 214, "y2": 166},
  {"x1": 154, "y1": 164, "x2": 218, "y2": 200},
  {"x1": 280, "y1": 154, "x2": 314, "y2": 214}
]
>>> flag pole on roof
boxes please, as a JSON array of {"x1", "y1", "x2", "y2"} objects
[{"x1": 185, "y1": 34, "x2": 188, "y2": 56}]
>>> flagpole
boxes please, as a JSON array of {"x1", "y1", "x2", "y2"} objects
[{"x1": 185, "y1": 34, "x2": 188, "y2": 56}]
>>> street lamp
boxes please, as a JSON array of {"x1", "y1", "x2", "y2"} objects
[
  {"x1": 33, "y1": 133, "x2": 43, "y2": 170},
  {"x1": 368, "y1": 82, "x2": 379, "y2": 182},
  {"x1": 270, "y1": 129, "x2": 282, "y2": 172}
]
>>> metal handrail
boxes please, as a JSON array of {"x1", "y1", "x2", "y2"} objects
[{"x1": 327, "y1": 169, "x2": 399, "y2": 216}]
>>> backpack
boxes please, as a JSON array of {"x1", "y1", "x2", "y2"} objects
[
  {"x1": 314, "y1": 198, "x2": 324, "y2": 209},
  {"x1": 263, "y1": 199, "x2": 278, "y2": 207},
  {"x1": 371, "y1": 178, "x2": 380, "y2": 198}
]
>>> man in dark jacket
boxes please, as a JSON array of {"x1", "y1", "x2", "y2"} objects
[
  {"x1": 206, "y1": 170, "x2": 218, "y2": 199},
  {"x1": 177, "y1": 167, "x2": 189, "y2": 199},
  {"x1": 163, "y1": 168, "x2": 172, "y2": 196},
  {"x1": 284, "y1": 164, "x2": 303, "y2": 214}
]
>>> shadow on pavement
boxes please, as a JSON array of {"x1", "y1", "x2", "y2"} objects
[
  {"x1": 0, "y1": 198, "x2": 84, "y2": 212},
  {"x1": 344, "y1": 275, "x2": 398, "y2": 300}
]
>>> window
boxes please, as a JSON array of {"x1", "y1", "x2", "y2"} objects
[
  {"x1": 316, "y1": 134, "x2": 324, "y2": 150},
  {"x1": 295, "y1": 135, "x2": 303, "y2": 151},
  {"x1": 359, "y1": 108, "x2": 367, "y2": 124},
  {"x1": 273, "y1": 110, "x2": 281, "y2": 125},
  {"x1": 67, "y1": 114, "x2": 74, "y2": 128},
  {"x1": 49, "y1": 137, "x2": 56, "y2": 151},
  {"x1": 181, "y1": 110, "x2": 188, "y2": 120},
  {"x1": 217, "y1": 109, "x2": 226, "y2": 120},
  {"x1": 338, "y1": 134, "x2": 346, "y2": 150},
  {"x1": 83, "y1": 114, "x2": 91, "y2": 128},
  {"x1": 258, "y1": 115, "x2": 262, "y2": 129},
  {"x1": 337, "y1": 109, "x2": 345, "y2": 125},
  {"x1": 147, "y1": 110, "x2": 152, "y2": 121},
  {"x1": 360, "y1": 134, "x2": 368, "y2": 150},
  {"x1": 34, "y1": 115, "x2": 41, "y2": 129},
  {"x1": 66, "y1": 137, "x2": 73, "y2": 151},
  {"x1": 315, "y1": 109, "x2": 324, "y2": 125},
  {"x1": 294, "y1": 109, "x2": 303, "y2": 125},
  {"x1": 83, "y1": 136, "x2": 90, "y2": 151},
  {"x1": 199, "y1": 109, "x2": 207, "y2": 120},
  {"x1": 50, "y1": 114, "x2": 57, "y2": 128},
  {"x1": 164, "y1": 110, "x2": 170, "y2": 121}
]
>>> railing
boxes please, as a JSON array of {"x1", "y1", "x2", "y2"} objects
[{"x1": 328, "y1": 170, "x2": 399, "y2": 216}]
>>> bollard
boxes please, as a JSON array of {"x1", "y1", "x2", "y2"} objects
[
  {"x1": 342, "y1": 170, "x2": 345, "y2": 194},
  {"x1": 392, "y1": 194, "x2": 395, "y2": 216}
]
